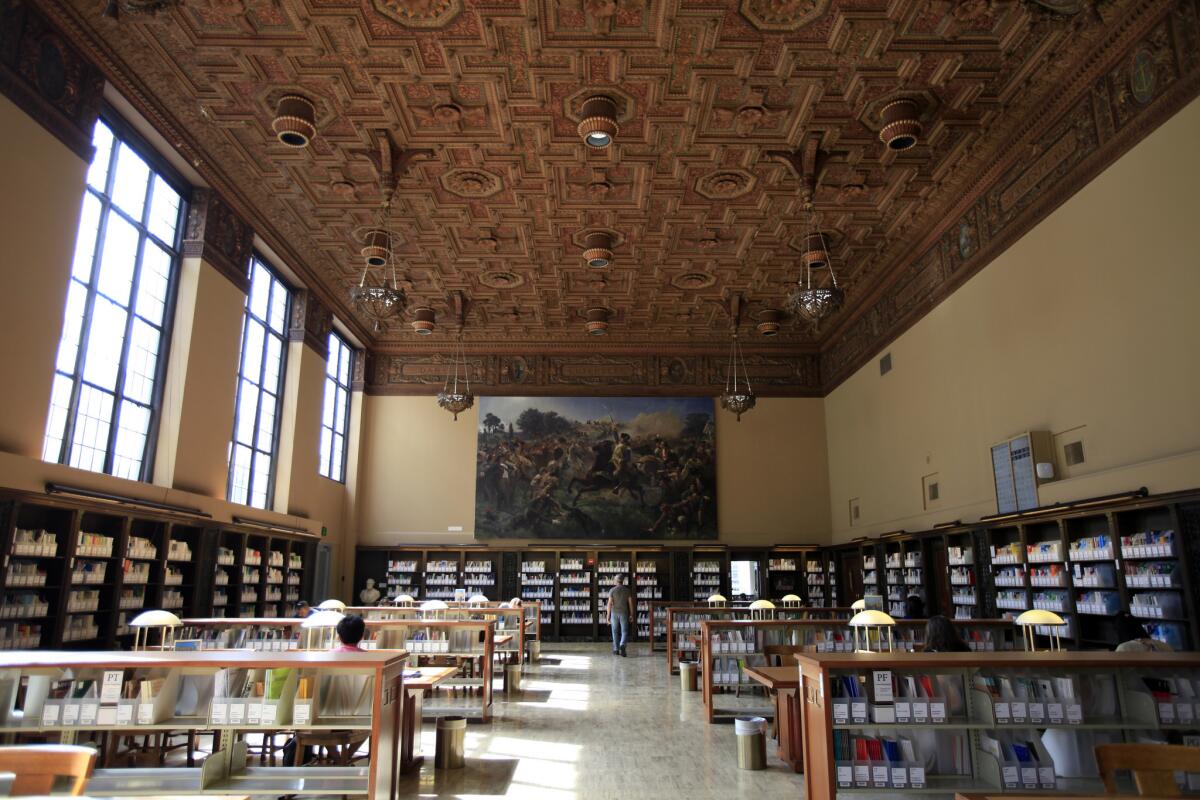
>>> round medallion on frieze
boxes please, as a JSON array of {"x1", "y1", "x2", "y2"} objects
[
  {"x1": 671, "y1": 272, "x2": 717, "y2": 290},
  {"x1": 1130, "y1": 48, "x2": 1156, "y2": 105},
  {"x1": 958, "y1": 221, "x2": 976, "y2": 259},
  {"x1": 695, "y1": 169, "x2": 757, "y2": 200},
  {"x1": 441, "y1": 168, "x2": 503, "y2": 198},
  {"x1": 371, "y1": 0, "x2": 462, "y2": 28},
  {"x1": 478, "y1": 270, "x2": 526, "y2": 289},
  {"x1": 739, "y1": 0, "x2": 830, "y2": 32},
  {"x1": 35, "y1": 37, "x2": 68, "y2": 102}
]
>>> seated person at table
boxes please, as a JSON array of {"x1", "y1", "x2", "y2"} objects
[
  {"x1": 1114, "y1": 613, "x2": 1172, "y2": 652},
  {"x1": 333, "y1": 615, "x2": 367, "y2": 652},
  {"x1": 295, "y1": 600, "x2": 313, "y2": 618},
  {"x1": 921, "y1": 615, "x2": 971, "y2": 653}
]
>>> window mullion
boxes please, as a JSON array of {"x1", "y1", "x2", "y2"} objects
[{"x1": 228, "y1": 311, "x2": 254, "y2": 505}]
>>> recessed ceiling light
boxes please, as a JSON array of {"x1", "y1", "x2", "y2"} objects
[
  {"x1": 879, "y1": 99, "x2": 922, "y2": 151},
  {"x1": 411, "y1": 307, "x2": 436, "y2": 336},
  {"x1": 582, "y1": 231, "x2": 614, "y2": 269},
  {"x1": 585, "y1": 307, "x2": 610, "y2": 335},
  {"x1": 577, "y1": 95, "x2": 619, "y2": 149},
  {"x1": 272, "y1": 95, "x2": 316, "y2": 148},
  {"x1": 360, "y1": 229, "x2": 391, "y2": 268}
]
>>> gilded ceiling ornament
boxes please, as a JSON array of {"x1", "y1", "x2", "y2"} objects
[
  {"x1": 695, "y1": 169, "x2": 757, "y2": 200},
  {"x1": 478, "y1": 270, "x2": 525, "y2": 289},
  {"x1": 440, "y1": 168, "x2": 503, "y2": 198},
  {"x1": 371, "y1": 0, "x2": 463, "y2": 28},
  {"x1": 738, "y1": 0, "x2": 830, "y2": 32}
]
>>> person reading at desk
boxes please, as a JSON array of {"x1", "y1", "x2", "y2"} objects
[{"x1": 333, "y1": 615, "x2": 366, "y2": 652}]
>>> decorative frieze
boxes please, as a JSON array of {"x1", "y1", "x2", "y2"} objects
[
  {"x1": 288, "y1": 289, "x2": 333, "y2": 358},
  {"x1": 181, "y1": 188, "x2": 254, "y2": 293}
]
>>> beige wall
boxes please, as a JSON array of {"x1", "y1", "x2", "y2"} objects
[
  {"x1": 0, "y1": 95, "x2": 87, "y2": 457},
  {"x1": 824, "y1": 96, "x2": 1200, "y2": 541},
  {"x1": 0, "y1": 93, "x2": 352, "y2": 567},
  {"x1": 153, "y1": 256, "x2": 245, "y2": 497},
  {"x1": 355, "y1": 395, "x2": 832, "y2": 547}
]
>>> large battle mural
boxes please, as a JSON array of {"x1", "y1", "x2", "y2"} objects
[{"x1": 474, "y1": 397, "x2": 717, "y2": 539}]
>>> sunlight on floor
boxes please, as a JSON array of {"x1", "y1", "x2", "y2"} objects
[
  {"x1": 485, "y1": 736, "x2": 582, "y2": 763},
  {"x1": 542, "y1": 654, "x2": 593, "y2": 671}
]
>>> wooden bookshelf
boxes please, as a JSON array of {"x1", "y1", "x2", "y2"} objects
[
  {"x1": 796, "y1": 650, "x2": 1200, "y2": 800},
  {"x1": 0, "y1": 648, "x2": 405, "y2": 799}
]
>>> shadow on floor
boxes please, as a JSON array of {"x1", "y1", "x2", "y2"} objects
[{"x1": 400, "y1": 756, "x2": 519, "y2": 796}]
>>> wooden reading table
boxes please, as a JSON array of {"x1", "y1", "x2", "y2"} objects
[{"x1": 400, "y1": 666, "x2": 457, "y2": 774}]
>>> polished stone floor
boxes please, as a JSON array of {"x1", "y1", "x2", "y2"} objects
[{"x1": 399, "y1": 642, "x2": 806, "y2": 800}]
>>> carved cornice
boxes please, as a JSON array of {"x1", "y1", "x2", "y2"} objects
[
  {"x1": 182, "y1": 187, "x2": 253, "y2": 293},
  {"x1": 0, "y1": 0, "x2": 103, "y2": 161},
  {"x1": 288, "y1": 289, "x2": 333, "y2": 358},
  {"x1": 365, "y1": 351, "x2": 822, "y2": 397},
  {"x1": 819, "y1": 0, "x2": 1199, "y2": 391}
]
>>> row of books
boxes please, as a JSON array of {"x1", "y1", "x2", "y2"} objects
[{"x1": 11, "y1": 528, "x2": 57, "y2": 557}]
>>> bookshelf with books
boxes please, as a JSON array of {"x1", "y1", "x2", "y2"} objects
[
  {"x1": 68, "y1": 510, "x2": 126, "y2": 647},
  {"x1": 519, "y1": 551, "x2": 556, "y2": 632},
  {"x1": 1115, "y1": 501, "x2": 1194, "y2": 650},
  {"x1": 945, "y1": 528, "x2": 980, "y2": 620},
  {"x1": 987, "y1": 525, "x2": 1028, "y2": 620},
  {"x1": 0, "y1": 648, "x2": 406, "y2": 799},
  {"x1": 423, "y1": 551, "x2": 463, "y2": 601},
  {"x1": 796, "y1": 650, "x2": 1200, "y2": 800},
  {"x1": 691, "y1": 555, "x2": 725, "y2": 601},
  {"x1": 883, "y1": 539, "x2": 905, "y2": 618},
  {"x1": 632, "y1": 552, "x2": 667, "y2": 641},
  {"x1": 766, "y1": 549, "x2": 802, "y2": 600},
  {"x1": 5, "y1": 498, "x2": 75, "y2": 650},
  {"x1": 383, "y1": 550, "x2": 423, "y2": 601},
  {"x1": 558, "y1": 555, "x2": 595, "y2": 640},
  {"x1": 462, "y1": 551, "x2": 498, "y2": 597}
]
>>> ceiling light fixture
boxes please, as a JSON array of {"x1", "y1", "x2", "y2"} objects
[
  {"x1": 879, "y1": 98, "x2": 922, "y2": 151},
  {"x1": 437, "y1": 298, "x2": 474, "y2": 420},
  {"x1": 577, "y1": 95, "x2": 619, "y2": 149},
  {"x1": 349, "y1": 202, "x2": 406, "y2": 331},
  {"x1": 272, "y1": 95, "x2": 317, "y2": 148},
  {"x1": 584, "y1": 307, "x2": 611, "y2": 336},
  {"x1": 360, "y1": 228, "x2": 391, "y2": 268},
  {"x1": 786, "y1": 207, "x2": 843, "y2": 328},
  {"x1": 756, "y1": 309, "x2": 782, "y2": 337},
  {"x1": 582, "y1": 231, "x2": 614, "y2": 268},
  {"x1": 719, "y1": 328, "x2": 755, "y2": 422},
  {"x1": 411, "y1": 306, "x2": 436, "y2": 336}
]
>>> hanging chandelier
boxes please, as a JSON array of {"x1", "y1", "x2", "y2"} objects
[
  {"x1": 437, "y1": 334, "x2": 474, "y2": 421},
  {"x1": 719, "y1": 331, "x2": 755, "y2": 422},
  {"x1": 349, "y1": 204, "x2": 406, "y2": 331},
  {"x1": 786, "y1": 209, "x2": 844, "y2": 328}
]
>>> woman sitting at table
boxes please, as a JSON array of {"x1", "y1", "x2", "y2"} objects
[{"x1": 921, "y1": 615, "x2": 971, "y2": 653}]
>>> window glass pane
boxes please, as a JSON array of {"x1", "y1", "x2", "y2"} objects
[
  {"x1": 123, "y1": 319, "x2": 160, "y2": 405},
  {"x1": 268, "y1": 282, "x2": 288, "y2": 334},
  {"x1": 55, "y1": 280, "x2": 89, "y2": 375},
  {"x1": 68, "y1": 385, "x2": 114, "y2": 473},
  {"x1": 240, "y1": 319, "x2": 265, "y2": 381},
  {"x1": 255, "y1": 392, "x2": 276, "y2": 452},
  {"x1": 146, "y1": 175, "x2": 181, "y2": 245},
  {"x1": 72, "y1": 193, "x2": 103, "y2": 282},
  {"x1": 81, "y1": 296, "x2": 128, "y2": 392},
  {"x1": 338, "y1": 344, "x2": 351, "y2": 384},
  {"x1": 43, "y1": 374, "x2": 75, "y2": 462},
  {"x1": 112, "y1": 401, "x2": 150, "y2": 480},
  {"x1": 86, "y1": 122, "x2": 114, "y2": 192},
  {"x1": 250, "y1": 451, "x2": 271, "y2": 509},
  {"x1": 321, "y1": 379, "x2": 335, "y2": 428},
  {"x1": 44, "y1": 116, "x2": 183, "y2": 480},
  {"x1": 325, "y1": 334, "x2": 338, "y2": 378},
  {"x1": 234, "y1": 379, "x2": 259, "y2": 446},
  {"x1": 332, "y1": 433, "x2": 345, "y2": 482},
  {"x1": 229, "y1": 444, "x2": 252, "y2": 505},
  {"x1": 319, "y1": 427, "x2": 332, "y2": 476},
  {"x1": 110, "y1": 142, "x2": 151, "y2": 221},
  {"x1": 135, "y1": 241, "x2": 171, "y2": 326},
  {"x1": 249, "y1": 262, "x2": 270, "y2": 320},
  {"x1": 334, "y1": 386, "x2": 347, "y2": 435},
  {"x1": 262, "y1": 334, "x2": 282, "y2": 391},
  {"x1": 97, "y1": 211, "x2": 139, "y2": 306}
]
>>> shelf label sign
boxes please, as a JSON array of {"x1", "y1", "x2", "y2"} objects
[
  {"x1": 872, "y1": 671, "x2": 894, "y2": 702},
  {"x1": 100, "y1": 670, "x2": 124, "y2": 703}
]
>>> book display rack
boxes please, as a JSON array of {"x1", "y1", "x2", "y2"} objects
[
  {"x1": 0, "y1": 649, "x2": 404, "y2": 799},
  {"x1": 633, "y1": 553, "x2": 668, "y2": 641},
  {"x1": 796, "y1": 650, "x2": 1200, "y2": 800}
]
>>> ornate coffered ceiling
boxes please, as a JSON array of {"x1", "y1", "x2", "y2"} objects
[{"x1": 30, "y1": 0, "x2": 1200, "y2": 394}]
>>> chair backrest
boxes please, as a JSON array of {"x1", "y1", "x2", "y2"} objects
[
  {"x1": 1095, "y1": 743, "x2": 1200, "y2": 797},
  {"x1": 763, "y1": 644, "x2": 806, "y2": 666},
  {"x1": 0, "y1": 744, "x2": 96, "y2": 796}
]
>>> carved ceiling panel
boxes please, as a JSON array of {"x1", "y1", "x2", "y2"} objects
[{"x1": 36, "y1": 0, "x2": 1197, "y2": 392}]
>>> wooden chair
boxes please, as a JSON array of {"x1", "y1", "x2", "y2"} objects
[
  {"x1": 1096, "y1": 743, "x2": 1200, "y2": 796},
  {"x1": 764, "y1": 644, "x2": 806, "y2": 666},
  {"x1": 0, "y1": 744, "x2": 97, "y2": 796}
]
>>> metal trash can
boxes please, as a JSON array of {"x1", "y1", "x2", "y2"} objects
[
  {"x1": 680, "y1": 661, "x2": 698, "y2": 692},
  {"x1": 434, "y1": 715, "x2": 467, "y2": 769},
  {"x1": 735, "y1": 716, "x2": 767, "y2": 770},
  {"x1": 505, "y1": 664, "x2": 522, "y2": 695},
  {"x1": 529, "y1": 641, "x2": 541, "y2": 661}
]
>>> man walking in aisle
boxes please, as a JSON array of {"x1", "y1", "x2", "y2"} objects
[{"x1": 607, "y1": 574, "x2": 634, "y2": 657}]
